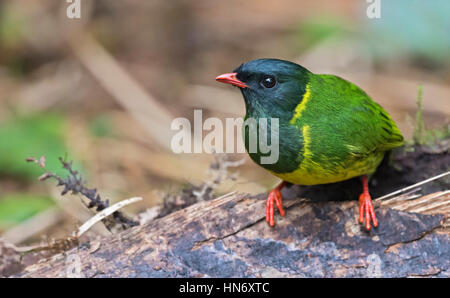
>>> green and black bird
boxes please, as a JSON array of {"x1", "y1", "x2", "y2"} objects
[{"x1": 216, "y1": 58, "x2": 404, "y2": 230}]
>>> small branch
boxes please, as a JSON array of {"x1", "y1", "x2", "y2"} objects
[
  {"x1": 157, "y1": 154, "x2": 245, "y2": 218},
  {"x1": 375, "y1": 171, "x2": 450, "y2": 201},
  {"x1": 76, "y1": 197, "x2": 142, "y2": 237},
  {"x1": 193, "y1": 154, "x2": 245, "y2": 201},
  {"x1": 26, "y1": 156, "x2": 139, "y2": 230}
]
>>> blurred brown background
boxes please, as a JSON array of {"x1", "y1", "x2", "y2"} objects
[{"x1": 0, "y1": 0, "x2": 449, "y2": 244}]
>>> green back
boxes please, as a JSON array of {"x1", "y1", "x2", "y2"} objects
[{"x1": 242, "y1": 65, "x2": 403, "y2": 175}]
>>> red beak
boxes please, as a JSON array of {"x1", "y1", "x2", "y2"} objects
[{"x1": 216, "y1": 72, "x2": 248, "y2": 88}]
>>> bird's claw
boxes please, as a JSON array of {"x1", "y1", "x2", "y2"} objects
[
  {"x1": 266, "y1": 187, "x2": 285, "y2": 227},
  {"x1": 358, "y1": 193, "x2": 378, "y2": 231}
]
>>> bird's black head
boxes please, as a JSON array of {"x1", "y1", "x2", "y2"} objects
[{"x1": 216, "y1": 58, "x2": 310, "y2": 119}]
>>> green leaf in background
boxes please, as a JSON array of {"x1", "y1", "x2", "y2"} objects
[
  {"x1": 0, "y1": 193, "x2": 55, "y2": 230},
  {"x1": 0, "y1": 113, "x2": 75, "y2": 180}
]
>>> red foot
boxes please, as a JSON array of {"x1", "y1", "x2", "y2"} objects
[
  {"x1": 266, "y1": 181, "x2": 286, "y2": 227},
  {"x1": 358, "y1": 176, "x2": 378, "y2": 231}
]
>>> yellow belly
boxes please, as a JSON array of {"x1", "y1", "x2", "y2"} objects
[
  {"x1": 268, "y1": 125, "x2": 385, "y2": 185},
  {"x1": 268, "y1": 153, "x2": 383, "y2": 185}
]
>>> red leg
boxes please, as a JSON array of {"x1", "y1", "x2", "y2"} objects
[
  {"x1": 358, "y1": 175, "x2": 378, "y2": 231},
  {"x1": 266, "y1": 181, "x2": 286, "y2": 227}
]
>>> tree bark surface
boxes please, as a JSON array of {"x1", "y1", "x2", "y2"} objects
[{"x1": 19, "y1": 191, "x2": 449, "y2": 278}]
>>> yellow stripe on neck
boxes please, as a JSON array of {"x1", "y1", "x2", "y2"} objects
[
  {"x1": 289, "y1": 84, "x2": 311, "y2": 124},
  {"x1": 302, "y1": 124, "x2": 312, "y2": 160}
]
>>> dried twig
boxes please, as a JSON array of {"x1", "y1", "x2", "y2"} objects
[
  {"x1": 156, "y1": 154, "x2": 245, "y2": 218},
  {"x1": 76, "y1": 197, "x2": 142, "y2": 237},
  {"x1": 26, "y1": 156, "x2": 139, "y2": 230},
  {"x1": 192, "y1": 154, "x2": 245, "y2": 200},
  {"x1": 375, "y1": 171, "x2": 450, "y2": 201},
  {"x1": 19, "y1": 236, "x2": 80, "y2": 258}
]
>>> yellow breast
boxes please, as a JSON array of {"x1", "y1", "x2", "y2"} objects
[{"x1": 268, "y1": 125, "x2": 385, "y2": 185}]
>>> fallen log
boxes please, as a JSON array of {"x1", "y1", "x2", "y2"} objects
[
  {"x1": 13, "y1": 140, "x2": 450, "y2": 277},
  {"x1": 19, "y1": 189, "x2": 449, "y2": 278}
]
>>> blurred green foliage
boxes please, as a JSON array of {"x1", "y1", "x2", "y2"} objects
[
  {"x1": 0, "y1": 113, "x2": 70, "y2": 180},
  {"x1": 408, "y1": 85, "x2": 450, "y2": 147},
  {"x1": 0, "y1": 3, "x2": 26, "y2": 76},
  {"x1": 0, "y1": 4, "x2": 24, "y2": 49},
  {"x1": 89, "y1": 114, "x2": 113, "y2": 138},
  {"x1": 292, "y1": 16, "x2": 347, "y2": 51},
  {"x1": 0, "y1": 193, "x2": 55, "y2": 230}
]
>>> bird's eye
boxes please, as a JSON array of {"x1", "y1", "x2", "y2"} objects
[{"x1": 261, "y1": 75, "x2": 276, "y2": 88}]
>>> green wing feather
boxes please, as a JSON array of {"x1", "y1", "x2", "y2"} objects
[{"x1": 313, "y1": 74, "x2": 404, "y2": 159}]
